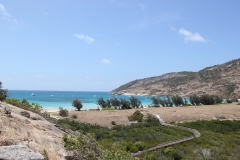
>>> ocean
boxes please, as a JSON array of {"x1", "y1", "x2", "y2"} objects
[{"x1": 7, "y1": 90, "x2": 153, "y2": 111}]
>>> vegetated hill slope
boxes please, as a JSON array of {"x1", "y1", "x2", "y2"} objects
[{"x1": 111, "y1": 58, "x2": 240, "y2": 98}]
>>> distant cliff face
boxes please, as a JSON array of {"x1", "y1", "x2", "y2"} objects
[{"x1": 111, "y1": 58, "x2": 240, "y2": 98}]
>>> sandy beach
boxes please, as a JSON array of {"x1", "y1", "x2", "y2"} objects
[{"x1": 51, "y1": 103, "x2": 240, "y2": 126}]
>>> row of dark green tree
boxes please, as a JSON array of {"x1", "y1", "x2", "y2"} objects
[
  {"x1": 96, "y1": 96, "x2": 142, "y2": 109},
  {"x1": 189, "y1": 94, "x2": 222, "y2": 105},
  {"x1": 151, "y1": 94, "x2": 223, "y2": 107},
  {"x1": 151, "y1": 95, "x2": 188, "y2": 107}
]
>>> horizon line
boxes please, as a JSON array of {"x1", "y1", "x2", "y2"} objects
[{"x1": 8, "y1": 89, "x2": 110, "y2": 92}]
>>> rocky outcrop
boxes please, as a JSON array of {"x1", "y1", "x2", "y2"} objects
[
  {"x1": 0, "y1": 145, "x2": 44, "y2": 160},
  {"x1": 20, "y1": 111, "x2": 30, "y2": 118},
  {"x1": 3, "y1": 107, "x2": 11, "y2": 115},
  {"x1": 0, "y1": 102, "x2": 70, "y2": 160}
]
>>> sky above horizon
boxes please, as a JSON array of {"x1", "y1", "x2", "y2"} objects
[{"x1": 1, "y1": 0, "x2": 240, "y2": 91}]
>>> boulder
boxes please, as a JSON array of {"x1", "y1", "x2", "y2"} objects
[
  {"x1": 20, "y1": 111, "x2": 30, "y2": 118},
  {"x1": 3, "y1": 107, "x2": 11, "y2": 115},
  {"x1": 0, "y1": 145, "x2": 44, "y2": 160}
]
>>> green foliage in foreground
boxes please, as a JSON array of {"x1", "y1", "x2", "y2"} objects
[
  {"x1": 63, "y1": 133, "x2": 134, "y2": 160},
  {"x1": 139, "y1": 120, "x2": 240, "y2": 160},
  {"x1": 58, "y1": 116, "x2": 192, "y2": 154},
  {"x1": 61, "y1": 118, "x2": 240, "y2": 159}
]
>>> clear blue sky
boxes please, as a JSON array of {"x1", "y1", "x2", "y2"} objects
[{"x1": 1, "y1": 0, "x2": 240, "y2": 91}]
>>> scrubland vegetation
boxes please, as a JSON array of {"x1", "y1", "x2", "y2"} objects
[
  {"x1": 60, "y1": 114, "x2": 192, "y2": 159},
  {"x1": 140, "y1": 120, "x2": 240, "y2": 159},
  {"x1": 59, "y1": 113, "x2": 240, "y2": 159}
]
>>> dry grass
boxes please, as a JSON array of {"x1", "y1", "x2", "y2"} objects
[{"x1": 52, "y1": 103, "x2": 240, "y2": 126}]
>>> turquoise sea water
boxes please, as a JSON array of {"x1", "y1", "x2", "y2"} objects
[{"x1": 8, "y1": 90, "x2": 153, "y2": 111}]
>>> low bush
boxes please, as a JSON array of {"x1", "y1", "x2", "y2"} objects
[
  {"x1": 133, "y1": 141, "x2": 147, "y2": 151},
  {"x1": 59, "y1": 107, "x2": 68, "y2": 117},
  {"x1": 128, "y1": 110, "x2": 144, "y2": 122},
  {"x1": 111, "y1": 121, "x2": 116, "y2": 125},
  {"x1": 129, "y1": 145, "x2": 138, "y2": 153},
  {"x1": 226, "y1": 99, "x2": 233, "y2": 103},
  {"x1": 144, "y1": 114, "x2": 159, "y2": 124},
  {"x1": 71, "y1": 114, "x2": 78, "y2": 119}
]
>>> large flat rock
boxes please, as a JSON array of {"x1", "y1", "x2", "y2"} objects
[{"x1": 0, "y1": 145, "x2": 44, "y2": 160}]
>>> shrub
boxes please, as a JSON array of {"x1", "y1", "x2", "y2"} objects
[
  {"x1": 129, "y1": 145, "x2": 138, "y2": 153},
  {"x1": 164, "y1": 146, "x2": 175, "y2": 155},
  {"x1": 226, "y1": 99, "x2": 232, "y2": 103},
  {"x1": 62, "y1": 133, "x2": 134, "y2": 159},
  {"x1": 128, "y1": 110, "x2": 144, "y2": 122},
  {"x1": 144, "y1": 114, "x2": 159, "y2": 124},
  {"x1": 59, "y1": 107, "x2": 68, "y2": 117},
  {"x1": 71, "y1": 114, "x2": 78, "y2": 119},
  {"x1": 133, "y1": 141, "x2": 146, "y2": 151},
  {"x1": 111, "y1": 121, "x2": 116, "y2": 125},
  {"x1": 62, "y1": 133, "x2": 104, "y2": 159}
]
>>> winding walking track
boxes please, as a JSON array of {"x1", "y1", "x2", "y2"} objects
[{"x1": 131, "y1": 114, "x2": 201, "y2": 157}]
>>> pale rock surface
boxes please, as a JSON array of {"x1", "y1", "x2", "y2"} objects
[
  {"x1": 0, "y1": 145, "x2": 44, "y2": 160},
  {"x1": 0, "y1": 102, "x2": 70, "y2": 160}
]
